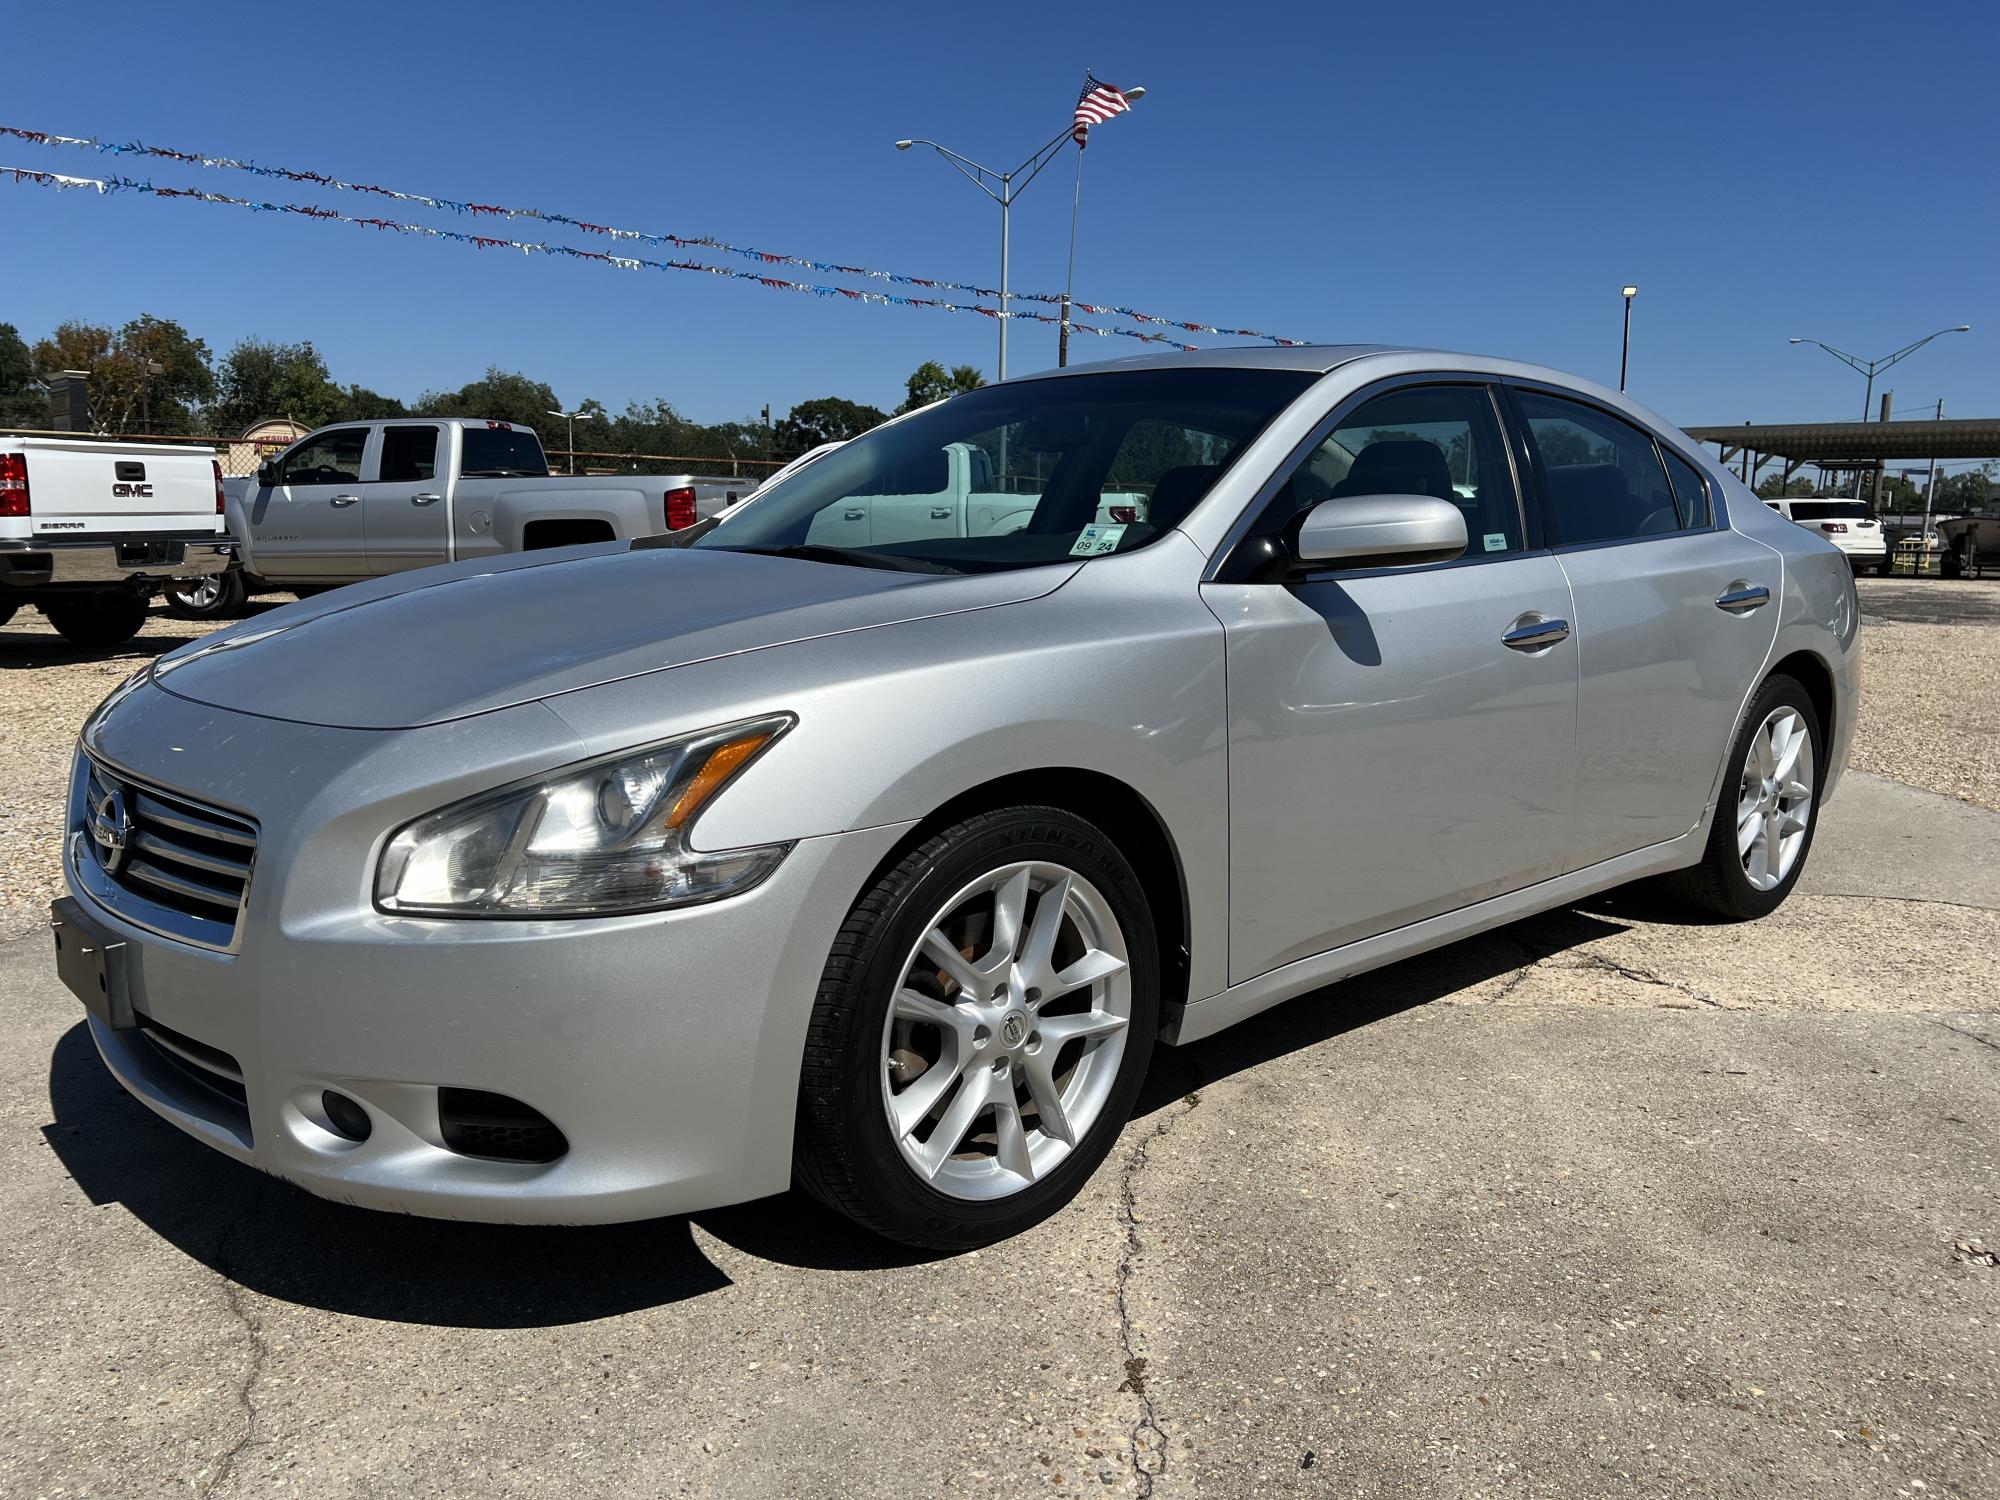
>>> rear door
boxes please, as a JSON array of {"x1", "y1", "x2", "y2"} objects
[
  {"x1": 246, "y1": 427, "x2": 371, "y2": 578},
  {"x1": 1507, "y1": 385, "x2": 1779, "y2": 868},
  {"x1": 364, "y1": 423, "x2": 451, "y2": 575}
]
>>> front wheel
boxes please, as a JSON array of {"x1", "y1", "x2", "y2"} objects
[
  {"x1": 43, "y1": 594, "x2": 150, "y2": 650},
  {"x1": 795, "y1": 807, "x2": 1160, "y2": 1249},
  {"x1": 1667, "y1": 674, "x2": 1823, "y2": 920}
]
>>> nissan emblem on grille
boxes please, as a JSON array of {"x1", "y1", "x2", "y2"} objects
[{"x1": 88, "y1": 779, "x2": 133, "y2": 874}]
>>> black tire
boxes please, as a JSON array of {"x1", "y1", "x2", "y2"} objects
[
  {"x1": 795, "y1": 806, "x2": 1160, "y2": 1250},
  {"x1": 43, "y1": 594, "x2": 150, "y2": 650},
  {"x1": 1666, "y1": 673, "x2": 1824, "y2": 921},
  {"x1": 165, "y1": 567, "x2": 248, "y2": 620},
  {"x1": 0, "y1": 602, "x2": 16, "y2": 630},
  {"x1": 1940, "y1": 548, "x2": 1964, "y2": 580},
  {"x1": 1875, "y1": 553, "x2": 1895, "y2": 576}
]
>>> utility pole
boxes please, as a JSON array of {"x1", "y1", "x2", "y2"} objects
[{"x1": 1921, "y1": 398, "x2": 1945, "y2": 571}]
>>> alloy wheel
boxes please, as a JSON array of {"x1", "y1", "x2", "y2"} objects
[
  {"x1": 1736, "y1": 706, "x2": 1815, "y2": 892},
  {"x1": 879, "y1": 860, "x2": 1132, "y2": 1201}
]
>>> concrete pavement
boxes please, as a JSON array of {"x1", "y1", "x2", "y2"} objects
[{"x1": 2, "y1": 772, "x2": 1994, "y2": 1497}]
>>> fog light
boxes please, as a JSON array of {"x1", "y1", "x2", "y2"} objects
[{"x1": 321, "y1": 1090, "x2": 372, "y2": 1142}]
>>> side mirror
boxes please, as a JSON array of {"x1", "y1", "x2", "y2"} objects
[
  {"x1": 1292, "y1": 494, "x2": 1468, "y2": 569},
  {"x1": 256, "y1": 460, "x2": 278, "y2": 487}
]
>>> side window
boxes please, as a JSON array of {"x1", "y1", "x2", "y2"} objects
[
  {"x1": 1267, "y1": 384, "x2": 1524, "y2": 558},
  {"x1": 278, "y1": 428, "x2": 367, "y2": 487},
  {"x1": 1659, "y1": 448, "x2": 1711, "y2": 528},
  {"x1": 1515, "y1": 392, "x2": 1681, "y2": 546},
  {"x1": 378, "y1": 426, "x2": 439, "y2": 484}
]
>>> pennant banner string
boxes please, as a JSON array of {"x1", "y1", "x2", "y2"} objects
[
  {"x1": 0, "y1": 166, "x2": 1205, "y2": 350},
  {"x1": 0, "y1": 124, "x2": 1308, "y2": 346}
]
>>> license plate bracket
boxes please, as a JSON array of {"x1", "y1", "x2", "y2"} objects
[
  {"x1": 116, "y1": 540, "x2": 185, "y2": 568},
  {"x1": 50, "y1": 896, "x2": 138, "y2": 1029}
]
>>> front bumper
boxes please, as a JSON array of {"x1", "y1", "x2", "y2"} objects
[
  {"x1": 1, "y1": 533, "x2": 230, "y2": 587},
  {"x1": 62, "y1": 680, "x2": 909, "y2": 1224}
]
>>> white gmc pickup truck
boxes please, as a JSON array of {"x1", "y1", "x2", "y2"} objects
[
  {"x1": 209, "y1": 418, "x2": 745, "y2": 613},
  {"x1": 0, "y1": 436, "x2": 229, "y2": 647}
]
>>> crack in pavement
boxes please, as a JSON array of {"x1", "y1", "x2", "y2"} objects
[
  {"x1": 1815, "y1": 891, "x2": 2000, "y2": 916},
  {"x1": 1933, "y1": 1019, "x2": 2000, "y2": 1055},
  {"x1": 1114, "y1": 1065, "x2": 1203, "y2": 1498},
  {"x1": 198, "y1": 1182, "x2": 271, "y2": 1498},
  {"x1": 1548, "y1": 950, "x2": 1733, "y2": 1010}
]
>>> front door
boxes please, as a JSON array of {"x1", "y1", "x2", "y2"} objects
[
  {"x1": 1508, "y1": 387, "x2": 1780, "y2": 867},
  {"x1": 249, "y1": 426, "x2": 371, "y2": 579},
  {"x1": 365, "y1": 424, "x2": 451, "y2": 575},
  {"x1": 1205, "y1": 382, "x2": 1580, "y2": 985}
]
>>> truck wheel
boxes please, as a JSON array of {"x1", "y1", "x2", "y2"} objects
[
  {"x1": 794, "y1": 806, "x2": 1159, "y2": 1249},
  {"x1": 1941, "y1": 548, "x2": 1963, "y2": 580},
  {"x1": 165, "y1": 569, "x2": 248, "y2": 620},
  {"x1": 44, "y1": 594, "x2": 151, "y2": 650}
]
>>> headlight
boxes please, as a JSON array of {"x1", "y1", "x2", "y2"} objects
[{"x1": 375, "y1": 715, "x2": 794, "y2": 917}]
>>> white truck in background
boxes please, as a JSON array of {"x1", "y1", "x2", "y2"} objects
[
  {"x1": 205, "y1": 418, "x2": 749, "y2": 614},
  {"x1": 0, "y1": 436, "x2": 230, "y2": 648}
]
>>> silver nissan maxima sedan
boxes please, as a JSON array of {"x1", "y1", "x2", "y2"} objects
[{"x1": 53, "y1": 346, "x2": 1858, "y2": 1247}]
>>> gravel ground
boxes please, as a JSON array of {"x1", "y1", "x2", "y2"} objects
[{"x1": 2, "y1": 578, "x2": 1997, "y2": 936}]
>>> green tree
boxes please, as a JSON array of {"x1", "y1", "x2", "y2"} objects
[
  {"x1": 209, "y1": 338, "x2": 347, "y2": 433},
  {"x1": 0, "y1": 323, "x2": 44, "y2": 427},
  {"x1": 28, "y1": 316, "x2": 214, "y2": 434},
  {"x1": 772, "y1": 396, "x2": 887, "y2": 455},
  {"x1": 1932, "y1": 462, "x2": 1997, "y2": 512},
  {"x1": 1755, "y1": 473, "x2": 1819, "y2": 500},
  {"x1": 418, "y1": 367, "x2": 563, "y2": 432},
  {"x1": 897, "y1": 360, "x2": 986, "y2": 414}
]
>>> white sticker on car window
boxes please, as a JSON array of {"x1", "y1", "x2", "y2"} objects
[
  {"x1": 1484, "y1": 532, "x2": 1508, "y2": 552},
  {"x1": 1070, "y1": 524, "x2": 1127, "y2": 557}
]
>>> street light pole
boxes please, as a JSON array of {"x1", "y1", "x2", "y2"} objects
[
  {"x1": 1789, "y1": 325, "x2": 1969, "y2": 499},
  {"x1": 895, "y1": 123, "x2": 1084, "y2": 381},
  {"x1": 546, "y1": 408, "x2": 589, "y2": 475},
  {"x1": 1618, "y1": 285, "x2": 1637, "y2": 392}
]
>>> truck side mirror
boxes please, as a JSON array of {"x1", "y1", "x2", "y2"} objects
[{"x1": 256, "y1": 460, "x2": 278, "y2": 487}]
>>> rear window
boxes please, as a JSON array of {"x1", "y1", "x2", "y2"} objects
[
  {"x1": 1789, "y1": 501, "x2": 1870, "y2": 521},
  {"x1": 459, "y1": 426, "x2": 548, "y2": 477}
]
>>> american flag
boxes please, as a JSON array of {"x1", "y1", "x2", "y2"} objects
[{"x1": 1072, "y1": 74, "x2": 1131, "y2": 148}]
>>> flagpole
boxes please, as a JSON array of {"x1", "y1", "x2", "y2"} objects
[{"x1": 1059, "y1": 143, "x2": 1085, "y2": 369}]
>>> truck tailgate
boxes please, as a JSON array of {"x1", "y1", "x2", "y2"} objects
[{"x1": 25, "y1": 443, "x2": 219, "y2": 535}]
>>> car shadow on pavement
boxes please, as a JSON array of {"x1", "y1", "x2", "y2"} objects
[
  {"x1": 39, "y1": 896, "x2": 1667, "y2": 1327},
  {"x1": 0, "y1": 602, "x2": 289, "y2": 669}
]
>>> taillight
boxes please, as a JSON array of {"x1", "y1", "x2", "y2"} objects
[
  {"x1": 0, "y1": 453, "x2": 27, "y2": 517},
  {"x1": 212, "y1": 460, "x2": 226, "y2": 515},
  {"x1": 1108, "y1": 505, "x2": 1137, "y2": 524},
  {"x1": 665, "y1": 486, "x2": 698, "y2": 530},
  {"x1": 1822, "y1": 522, "x2": 1848, "y2": 533}
]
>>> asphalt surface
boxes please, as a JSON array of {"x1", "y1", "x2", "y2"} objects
[{"x1": 2, "y1": 771, "x2": 1995, "y2": 1498}]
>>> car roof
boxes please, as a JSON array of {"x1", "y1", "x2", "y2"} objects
[{"x1": 1015, "y1": 343, "x2": 1400, "y2": 379}]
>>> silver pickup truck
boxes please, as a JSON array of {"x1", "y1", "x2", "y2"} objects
[{"x1": 205, "y1": 418, "x2": 746, "y2": 613}]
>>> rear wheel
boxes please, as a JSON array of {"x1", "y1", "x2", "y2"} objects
[
  {"x1": 165, "y1": 568, "x2": 247, "y2": 620},
  {"x1": 1667, "y1": 674, "x2": 1822, "y2": 920},
  {"x1": 795, "y1": 807, "x2": 1159, "y2": 1249},
  {"x1": 43, "y1": 594, "x2": 150, "y2": 650}
]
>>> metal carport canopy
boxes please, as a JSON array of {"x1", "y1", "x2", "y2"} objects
[{"x1": 1681, "y1": 418, "x2": 2000, "y2": 463}]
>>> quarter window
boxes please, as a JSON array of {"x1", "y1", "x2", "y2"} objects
[
  {"x1": 278, "y1": 428, "x2": 367, "y2": 487},
  {"x1": 1263, "y1": 384, "x2": 1524, "y2": 559},
  {"x1": 1659, "y1": 448, "x2": 1712, "y2": 529},
  {"x1": 378, "y1": 426, "x2": 440, "y2": 483},
  {"x1": 1515, "y1": 392, "x2": 1681, "y2": 546}
]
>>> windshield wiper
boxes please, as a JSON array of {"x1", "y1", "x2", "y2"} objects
[{"x1": 728, "y1": 544, "x2": 963, "y2": 575}]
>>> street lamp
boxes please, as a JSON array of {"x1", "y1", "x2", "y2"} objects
[
  {"x1": 1618, "y1": 286, "x2": 1637, "y2": 393},
  {"x1": 1788, "y1": 325, "x2": 1971, "y2": 421},
  {"x1": 546, "y1": 408, "x2": 591, "y2": 474},
  {"x1": 894, "y1": 86, "x2": 1144, "y2": 382}
]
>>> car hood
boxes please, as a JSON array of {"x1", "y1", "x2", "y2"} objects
[{"x1": 153, "y1": 544, "x2": 1078, "y2": 729}]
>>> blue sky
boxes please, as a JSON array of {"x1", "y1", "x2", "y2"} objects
[{"x1": 1, "y1": 0, "x2": 1993, "y2": 438}]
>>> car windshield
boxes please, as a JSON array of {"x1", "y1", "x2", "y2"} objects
[{"x1": 695, "y1": 367, "x2": 1315, "y2": 574}]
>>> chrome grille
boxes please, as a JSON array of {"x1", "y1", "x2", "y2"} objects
[{"x1": 75, "y1": 755, "x2": 257, "y2": 951}]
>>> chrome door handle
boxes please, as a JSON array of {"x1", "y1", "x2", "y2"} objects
[
  {"x1": 844, "y1": 509, "x2": 866, "y2": 521},
  {"x1": 1715, "y1": 583, "x2": 1770, "y2": 613},
  {"x1": 1502, "y1": 614, "x2": 1571, "y2": 652},
  {"x1": 930, "y1": 507, "x2": 952, "y2": 520},
  {"x1": 329, "y1": 494, "x2": 359, "y2": 507},
  {"x1": 411, "y1": 492, "x2": 443, "y2": 506}
]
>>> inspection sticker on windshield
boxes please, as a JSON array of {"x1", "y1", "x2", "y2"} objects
[
  {"x1": 1483, "y1": 532, "x2": 1508, "y2": 552},
  {"x1": 1071, "y1": 524, "x2": 1127, "y2": 557}
]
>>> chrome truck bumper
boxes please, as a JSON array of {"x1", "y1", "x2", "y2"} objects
[{"x1": 0, "y1": 534, "x2": 231, "y2": 588}]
